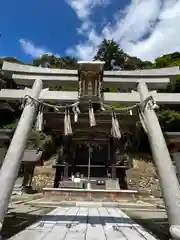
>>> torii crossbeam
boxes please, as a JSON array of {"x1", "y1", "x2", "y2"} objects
[{"x1": 0, "y1": 61, "x2": 180, "y2": 239}]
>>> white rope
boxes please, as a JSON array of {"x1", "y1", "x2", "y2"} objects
[
  {"x1": 23, "y1": 93, "x2": 157, "y2": 113},
  {"x1": 23, "y1": 94, "x2": 79, "y2": 111},
  {"x1": 23, "y1": 94, "x2": 158, "y2": 137},
  {"x1": 102, "y1": 103, "x2": 138, "y2": 112}
]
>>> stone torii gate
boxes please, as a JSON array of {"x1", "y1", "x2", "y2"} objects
[{"x1": 0, "y1": 61, "x2": 180, "y2": 238}]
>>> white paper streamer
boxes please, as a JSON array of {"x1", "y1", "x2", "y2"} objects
[
  {"x1": 111, "y1": 112, "x2": 121, "y2": 139},
  {"x1": 64, "y1": 109, "x2": 73, "y2": 136},
  {"x1": 89, "y1": 105, "x2": 96, "y2": 127},
  {"x1": 67, "y1": 109, "x2": 72, "y2": 135},
  {"x1": 36, "y1": 106, "x2": 43, "y2": 132},
  {"x1": 64, "y1": 109, "x2": 68, "y2": 136}
]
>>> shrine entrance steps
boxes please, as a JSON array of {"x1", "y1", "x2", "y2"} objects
[{"x1": 41, "y1": 188, "x2": 138, "y2": 202}]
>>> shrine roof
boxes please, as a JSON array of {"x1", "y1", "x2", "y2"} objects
[{"x1": 43, "y1": 111, "x2": 138, "y2": 136}]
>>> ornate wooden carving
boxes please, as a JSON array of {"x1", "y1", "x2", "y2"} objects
[{"x1": 78, "y1": 70, "x2": 102, "y2": 100}]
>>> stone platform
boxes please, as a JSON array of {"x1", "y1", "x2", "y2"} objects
[
  {"x1": 42, "y1": 188, "x2": 137, "y2": 202},
  {"x1": 9, "y1": 206, "x2": 158, "y2": 240}
]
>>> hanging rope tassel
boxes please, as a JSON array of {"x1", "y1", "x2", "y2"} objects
[
  {"x1": 100, "y1": 103, "x2": 105, "y2": 111},
  {"x1": 36, "y1": 104, "x2": 43, "y2": 132},
  {"x1": 111, "y1": 113, "x2": 116, "y2": 138},
  {"x1": 89, "y1": 102, "x2": 96, "y2": 127},
  {"x1": 74, "y1": 110, "x2": 78, "y2": 123},
  {"x1": 72, "y1": 105, "x2": 80, "y2": 123},
  {"x1": 137, "y1": 106, "x2": 148, "y2": 134},
  {"x1": 111, "y1": 112, "x2": 121, "y2": 139},
  {"x1": 114, "y1": 115, "x2": 121, "y2": 139}
]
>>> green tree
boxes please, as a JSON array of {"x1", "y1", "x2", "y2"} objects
[
  {"x1": 94, "y1": 39, "x2": 152, "y2": 71},
  {"x1": 94, "y1": 39, "x2": 126, "y2": 70},
  {"x1": 124, "y1": 56, "x2": 152, "y2": 70},
  {"x1": 33, "y1": 54, "x2": 77, "y2": 69}
]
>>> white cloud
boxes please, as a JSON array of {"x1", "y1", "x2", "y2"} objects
[
  {"x1": 19, "y1": 39, "x2": 60, "y2": 58},
  {"x1": 66, "y1": 0, "x2": 110, "y2": 20},
  {"x1": 66, "y1": 0, "x2": 110, "y2": 60},
  {"x1": 66, "y1": 0, "x2": 180, "y2": 61},
  {"x1": 66, "y1": 29, "x2": 102, "y2": 60},
  {"x1": 102, "y1": 0, "x2": 161, "y2": 43}
]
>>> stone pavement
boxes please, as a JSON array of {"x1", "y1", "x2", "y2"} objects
[
  {"x1": 124, "y1": 207, "x2": 169, "y2": 239},
  {"x1": 9, "y1": 207, "x2": 158, "y2": 240}
]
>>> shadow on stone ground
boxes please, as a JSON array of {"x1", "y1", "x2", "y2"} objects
[
  {"x1": 128, "y1": 216, "x2": 170, "y2": 240},
  {"x1": 2, "y1": 210, "x2": 170, "y2": 239},
  {"x1": 2, "y1": 208, "x2": 52, "y2": 239}
]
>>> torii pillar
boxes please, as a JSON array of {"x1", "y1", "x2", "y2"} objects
[
  {"x1": 0, "y1": 78, "x2": 42, "y2": 231},
  {"x1": 137, "y1": 81, "x2": 180, "y2": 239}
]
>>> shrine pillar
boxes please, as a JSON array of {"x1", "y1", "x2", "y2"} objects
[
  {"x1": 63, "y1": 135, "x2": 72, "y2": 179},
  {"x1": 22, "y1": 164, "x2": 35, "y2": 190},
  {"x1": 137, "y1": 81, "x2": 180, "y2": 238},
  {"x1": 110, "y1": 137, "x2": 116, "y2": 179},
  {"x1": 107, "y1": 139, "x2": 111, "y2": 171},
  {"x1": 54, "y1": 144, "x2": 64, "y2": 188},
  {"x1": 0, "y1": 78, "x2": 42, "y2": 230}
]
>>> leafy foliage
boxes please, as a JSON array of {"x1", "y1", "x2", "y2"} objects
[
  {"x1": 94, "y1": 39, "x2": 127, "y2": 70},
  {"x1": 94, "y1": 39, "x2": 153, "y2": 70},
  {"x1": 33, "y1": 54, "x2": 77, "y2": 69}
]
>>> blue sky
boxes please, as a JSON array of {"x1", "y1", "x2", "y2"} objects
[{"x1": 0, "y1": 0, "x2": 180, "y2": 63}]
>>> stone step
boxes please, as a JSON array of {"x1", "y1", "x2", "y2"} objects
[
  {"x1": 25, "y1": 198, "x2": 157, "y2": 210},
  {"x1": 42, "y1": 188, "x2": 137, "y2": 202}
]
